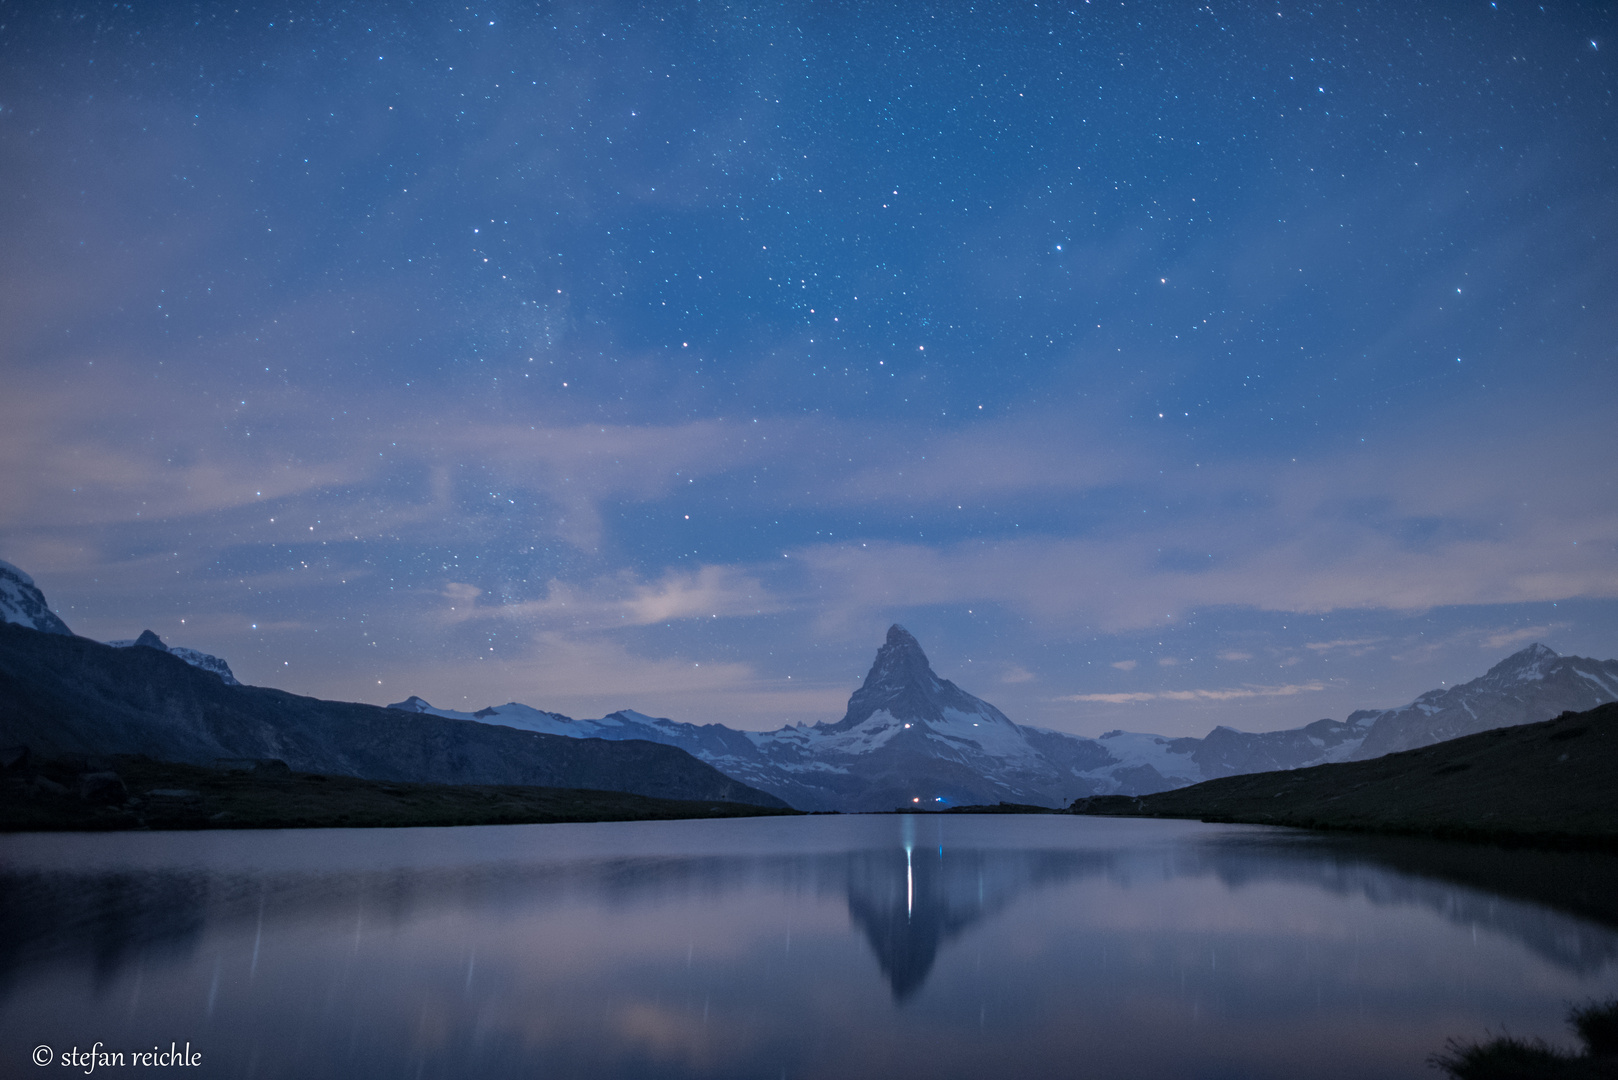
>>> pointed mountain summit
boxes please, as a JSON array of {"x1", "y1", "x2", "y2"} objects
[
  {"x1": 1477, "y1": 642, "x2": 1560, "y2": 685},
  {"x1": 829, "y1": 624, "x2": 1010, "y2": 732},
  {"x1": 741, "y1": 624, "x2": 1084, "y2": 809}
]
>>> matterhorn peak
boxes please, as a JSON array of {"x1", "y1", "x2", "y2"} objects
[
  {"x1": 133, "y1": 629, "x2": 169, "y2": 650},
  {"x1": 826, "y1": 623, "x2": 1011, "y2": 732},
  {"x1": 861, "y1": 624, "x2": 935, "y2": 690},
  {"x1": 886, "y1": 623, "x2": 921, "y2": 649}
]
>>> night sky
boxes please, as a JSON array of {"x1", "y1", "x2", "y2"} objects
[{"x1": 2, "y1": 1, "x2": 1614, "y2": 738}]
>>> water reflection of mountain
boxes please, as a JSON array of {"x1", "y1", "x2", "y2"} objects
[
  {"x1": 3, "y1": 825, "x2": 1617, "y2": 1003},
  {"x1": 0, "y1": 846, "x2": 1116, "y2": 1003},
  {"x1": 843, "y1": 844, "x2": 1114, "y2": 999}
]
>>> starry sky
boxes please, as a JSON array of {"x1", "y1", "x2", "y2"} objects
[{"x1": 2, "y1": 1, "x2": 1615, "y2": 739}]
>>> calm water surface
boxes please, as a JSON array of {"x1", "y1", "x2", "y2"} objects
[{"x1": 3, "y1": 815, "x2": 1617, "y2": 1079}]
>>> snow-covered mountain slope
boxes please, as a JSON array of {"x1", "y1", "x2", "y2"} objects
[
  {"x1": 400, "y1": 626, "x2": 1162, "y2": 809},
  {"x1": 388, "y1": 695, "x2": 835, "y2": 807},
  {"x1": 395, "y1": 632, "x2": 1618, "y2": 810},
  {"x1": 1350, "y1": 643, "x2": 1618, "y2": 758},
  {"x1": 2, "y1": 559, "x2": 242, "y2": 685},
  {"x1": 0, "y1": 559, "x2": 72, "y2": 636},
  {"x1": 105, "y1": 629, "x2": 241, "y2": 686}
]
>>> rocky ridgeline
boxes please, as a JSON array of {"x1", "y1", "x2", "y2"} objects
[{"x1": 402, "y1": 629, "x2": 1618, "y2": 811}]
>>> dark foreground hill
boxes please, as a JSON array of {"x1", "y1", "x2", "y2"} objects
[
  {"x1": 1069, "y1": 701, "x2": 1618, "y2": 848},
  {"x1": 0, "y1": 621, "x2": 786, "y2": 809},
  {"x1": 0, "y1": 753, "x2": 798, "y2": 831}
]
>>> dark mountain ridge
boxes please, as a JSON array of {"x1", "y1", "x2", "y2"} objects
[
  {"x1": 0, "y1": 621, "x2": 785, "y2": 807},
  {"x1": 1071, "y1": 701, "x2": 1618, "y2": 848}
]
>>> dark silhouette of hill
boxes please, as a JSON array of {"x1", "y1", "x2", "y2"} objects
[
  {"x1": 0, "y1": 753, "x2": 798, "y2": 831},
  {"x1": 1070, "y1": 701, "x2": 1618, "y2": 847},
  {"x1": 0, "y1": 621, "x2": 786, "y2": 808}
]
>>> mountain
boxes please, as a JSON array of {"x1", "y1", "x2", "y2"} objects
[
  {"x1": 389, "y1": 698, "x2": 856, "y2": 810},
  {"x1": 12, "y1": 558, "x2": 1612, "y2": 810},
  {"x1": 403, "y1": 626, "x2": 1125, "y2": 810},
  {"x1": 0, "y1": 559, "x2": 245, "y2": 685},
  {"x1": 1071, "y1": 701, "x2": 1618, "y2": 847},
  {"x1": 1350, "y1": 643, "x2": 1618, "y2": 758},
  {"x1": 403, "y1": 633, "x2": 1618, "y2": 810},
  {"x1": 395, "y1": 625, "x2": 1388, "y2": 809},
  {"x1": 0, "y1": 560, "x2": 72, "y2": 636},
  {"x1": 0, "y1": 620, "x2": 786, "y2": 807},
  {"x1": 745, "y1": 625, "x2": 1106, "y2": 810},
  {"x1": 104, "y1": 629, "x2": 241, "y2": 686},
  {"x1": 1068, "y1": 643, "x2": 1618, "y2": 783}
]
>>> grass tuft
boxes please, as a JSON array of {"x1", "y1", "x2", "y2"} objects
[{"x1": 1432, "y1": 1000, "x2": 1618, "y2": 1079}]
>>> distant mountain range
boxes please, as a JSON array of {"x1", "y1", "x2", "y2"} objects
[
  {"x1": 395, "y1": 625, "x2": 1618, "y2": 810},
  {"x1": 4, "y1": 558, "x2": 1616, "y2": 812},
  {"x1": 398, "y1": 625, "x2": 1114, "y2": 811}
]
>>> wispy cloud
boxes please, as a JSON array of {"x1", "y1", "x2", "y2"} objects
[
  {"x1": 443, "y1": 566, "x2": 787, "y2": 628},
  {"x1": 1304, "y1": 637, "x2": 1385, "y2": 654},
  {"x1": 793, "y1": 405, "x2": 1618, "y2": 629},
  {"x1": 1057, "y1": 682, "x2": 1329, "y2": 704},
  {"x1": 1480, "y1": 623, "x2": 1569, "y2": 650}
]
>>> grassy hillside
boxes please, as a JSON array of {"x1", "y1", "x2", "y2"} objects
[
  {"x1": 0, "y1": 754, "x2": 800, "y2": 831},
  {"x1": 1070, "y1": 702, "x2": 1618, "y2": 848}
]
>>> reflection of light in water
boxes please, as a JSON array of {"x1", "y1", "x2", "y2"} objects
[{"x1": 901, "y1": 815, "x2": 916, "y2": 918}]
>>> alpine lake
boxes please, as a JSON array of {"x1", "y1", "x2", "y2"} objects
[{"x1": 3, "y1": 814, "x2": 1616, "y2": 1079}]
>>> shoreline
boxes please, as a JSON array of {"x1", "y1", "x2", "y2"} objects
[{"x1": 0, "y1": 754, "x2": 801, "y2": 831}]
